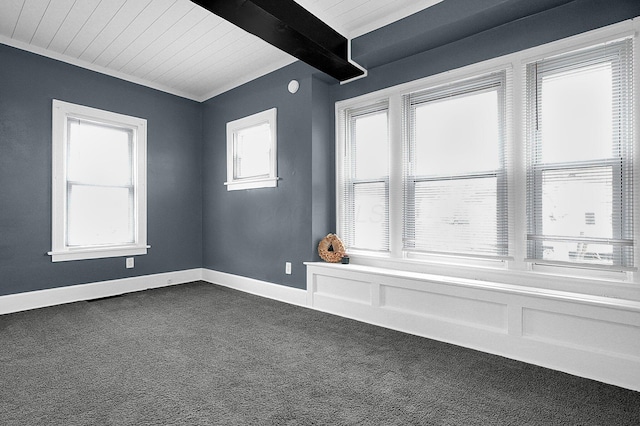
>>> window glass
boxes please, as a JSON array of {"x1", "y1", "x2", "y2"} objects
[
  {"x1": 353, "y1": 181, "x2": 388, "y2": 251},
  {"x1": 539, "y1": 65, "x2": 613, "y2": 163},
  {"x1": 414, "y1": 90, "x2": 500, "y2": 176},
  {"x1": 354, "y1": 111, "x2": 388, "y2": 180},
  {"x1": 67, "y1": 120, "x2": 133, "y2": 186},
  {"x1": 234, "y1": 123, "x2": 271, "y2": 179},
  {"x1": 67, "y1": 186, "x2": 133, "y2": 247},
  {"x1": 414, "y1": 177, "x2": 498, "y2": 255}
]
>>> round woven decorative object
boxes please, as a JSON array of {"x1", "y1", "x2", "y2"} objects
[{"x1": 318, "y1": 233, "x2": 346, "y2": 263}]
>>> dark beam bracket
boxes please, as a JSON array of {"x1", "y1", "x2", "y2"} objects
[{"x1": 191, "y1": 0, "x2": 366, "y2": 82}]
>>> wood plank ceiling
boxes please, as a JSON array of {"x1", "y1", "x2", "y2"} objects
[{"x1": 0, "y1": 0, "x2": 442, "y2": 101}]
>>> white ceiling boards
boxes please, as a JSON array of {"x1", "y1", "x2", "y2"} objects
[{"x1": 0, "y1": 0, "x2": 442, "y2": 101}]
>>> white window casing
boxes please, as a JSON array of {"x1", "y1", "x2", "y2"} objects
[
  {"x1": 49, "y1": 100, "x2": 148, "y2": 262},
  {"x1": 225, "y1": 108, "x2": 278, "y2": 191}
]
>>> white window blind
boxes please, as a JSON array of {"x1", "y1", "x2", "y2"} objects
[
  {"x1": 403, "y1": 72, "x2": 508, "y2": 258},
  {"x1": 526, "y1": 38, "x2": 634, "y2": 268},
  {"x1": 340, "y1": 102, "x2": 390, "y2": 252}
]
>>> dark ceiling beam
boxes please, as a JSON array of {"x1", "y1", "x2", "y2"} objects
[{"x1": 191, "y1": 0, "x2": 366, "y2": 82}]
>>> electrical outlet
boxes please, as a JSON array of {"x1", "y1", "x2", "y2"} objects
[
  {"x1": 126, "y1": 257, "x2": 134, "y2": 269},
  {"x1": 285, "y1": 262, "x2": 292, "y2": 275}
]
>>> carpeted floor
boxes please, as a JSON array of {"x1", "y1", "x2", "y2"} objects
[{"x1": 0, "y1": 281, "x2": 638, "y2": 425}]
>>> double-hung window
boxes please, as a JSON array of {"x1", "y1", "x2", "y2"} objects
[
  {"x1": 338, "y1": 102, "x2": 390, "y2": 253},
  {"x1": 403, "y1": 72, "x2": 508, "y2": 258},
  {"x1": 337, "y1": 21, "x2": 636, "y2": 288},
  {"x1": 526, "y1": 39, "x2": 634, "y2": 268},
  {"x1": 50, "y1": 100, "x2": 147, "y2": 262}
]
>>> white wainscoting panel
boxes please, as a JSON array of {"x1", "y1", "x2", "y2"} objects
[{"x1": 305, "y1": 262, "x2": 640, "y2": 391}]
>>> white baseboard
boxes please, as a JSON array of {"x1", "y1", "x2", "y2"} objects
[
  {"x1": 0, "y1": 269, "x2": 202, "y2": 315},
  {"x1": 201, "y1": 269, "x2": 307, "y2": 307},
  {"x1": 0, "y1": 268, "x2": 305, "y2": 316}
]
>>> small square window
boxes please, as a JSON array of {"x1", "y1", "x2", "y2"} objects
[{"x1": 225, "y1": 108, "x2": 278, "y2": 191}]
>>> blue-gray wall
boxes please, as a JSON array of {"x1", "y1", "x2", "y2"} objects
[
  {"x1": 200, "y1": 0, "x2": 640, "y2": 289},
  {"x1": 201, "y1": 62, "x2": 333, "y2": 289},
  {"x1": 1, "y1": 0, "x2": 639, "y2": 296},
  {"x1": 0, "y1": 44, "x2": 203, "y2": 296}
]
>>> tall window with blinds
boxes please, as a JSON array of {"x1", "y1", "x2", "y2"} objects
[
  {"x1": 339, "y1": 103, "x2": 390, "y2": 253},
  {"x1": 403, "y1": 72, "x2": 508, "y2": 258},
  {"x1": 526, "y1": 39, "x2": 634, "y2": 268}
]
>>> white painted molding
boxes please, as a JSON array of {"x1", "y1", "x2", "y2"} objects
[
  {"x1": 201, "y1": 269, "x2": 307, "y2": 307},
  {"x1": 0, "y1": 269, "x2": 202, "y2": 315},
  {"x1": 0, "y1": 268, "x2": 306, "y2": 316}
]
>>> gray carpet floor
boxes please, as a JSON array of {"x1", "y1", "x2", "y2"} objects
[{"x1": 1, "y1": 281, "x2": 638, "y2": 425}]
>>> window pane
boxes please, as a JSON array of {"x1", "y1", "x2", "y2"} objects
[
  {"x1": 541, "y1": 166, "x2": 613, "y2": 239},
  {"x1": 234, "y1": 123, "x2": 271, "y2": 179},
  {"x1": 353, "y1": 182, "x2": 388, "y2": 251},
  {"x1": 414, "y1": 90, "x2": 499, "y2": 176},
  {"x1": 354, "y1": 111, "x2": 388, "y2": 180},
  {"x1": 68, "y1": 119, "x2": 133, "y2": 186},
  {"x1": 540, "y1": 241, "x2": 613, "y2": 265},
  {"x1": 414, "y1": 177, "x2": 499, "y2": 255},
  {"x1": 540, "y1": 64, "x2": 613, "y2": 163},
  {"x1": 67, "y1": 185, "x2": 133, "y2": 246}
]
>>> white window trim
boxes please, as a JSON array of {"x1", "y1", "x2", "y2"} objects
[
  {"x1": 225, "y1": 108, "x2": 279, "y2": 191},
  {"x1": 336, "y1": 18, "x2": 640, "y2": 296},
  {"x1": 49, "y1": 100, "x2": 148, "y2": 262}
]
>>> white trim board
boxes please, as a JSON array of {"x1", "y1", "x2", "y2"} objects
[
  {"x1": 0, "y1": 269, "x2": 201, "y2": 315},
  {"x1": 0, "y1": 268, "x2": 306, "y2": 316},
  {"x1": 201, "y1": 269, "x2": 307, "y2": 307}
]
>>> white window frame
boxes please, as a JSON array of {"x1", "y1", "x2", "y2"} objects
[
  {"x1": 225, "y1": 108, "x2": 278, "y2": 191},
  {"x1": 402, "y1": 71, "x2": 509, "y2": 259},
  {"x1": 338, "y1": 101, "x2": 391, "y2": 254},
  {"x1": 49, "y1": 100, "x2": 148, "y2": 262},
  {"x1": 336, "y1": 18, "x2": 639, "y2": 297},
  {"x1": 525, "y1": 39, "x2": 634, "y2": 270}
]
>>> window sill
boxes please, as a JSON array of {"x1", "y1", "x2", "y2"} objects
[
  {"x1": 342, "y1": 253, "x2": 640, "y2": 301},
  {"x1": 224, "y1": 176, "x2": 280, "y2": 191},
  {"x1": 48, "y1": 245, "x2": 150, "y2": 262}
]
